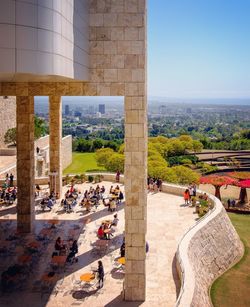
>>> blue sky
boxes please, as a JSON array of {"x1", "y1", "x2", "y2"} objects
[{"x1": 148, "y1": 0, "x2": 250, "y2": 98}]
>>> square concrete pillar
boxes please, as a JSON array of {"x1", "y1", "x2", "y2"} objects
[
  {"x1": 16, "y1": 96, "x2": 35, "y2": 233},
  {"x1": 49, "y1": 96, "x2": 62, "y2": 198}
]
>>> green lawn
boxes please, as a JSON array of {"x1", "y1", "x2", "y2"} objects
[
  {"x1": 63, "y1": 152, "x2": 105, "y2": 175},
  {"x1": 210, "y1": 213, "x2": 250, "y2": 307}
]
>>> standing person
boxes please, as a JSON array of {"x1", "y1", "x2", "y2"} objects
[
  {"x1": 9, "y1": 173, "x2": 14, "y2": 187},
  {"x1": 116, "y1": 170, "x2": 120, "y2": 183},
  {"x1": 227, "y1": 198, "x2": 231, "y2": 208},
  {"x1": 5, "y1": 173, "x2": 9, "y2": 187},
  {"x1": 97, "y1": 260, "x2": 104, "y2": 288},
  {"x1": 184, "y1": 189, "x2": 190, "y2": 205}
]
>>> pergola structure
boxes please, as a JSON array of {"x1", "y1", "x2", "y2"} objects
[{"x1": 0, "y1": 0, "x2": 147, "y2": 301}]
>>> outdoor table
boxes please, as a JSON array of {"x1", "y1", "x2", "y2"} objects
[
  {"x1": 51, "y1": 255, "x2": 67, "y2": 266},
  {"x1": 104, "y1": 228, "x2": 111, "y2": 234},
  {"x1": 109, "y1": 194, "x2": 118, "y2": 199},
  {"x1": 118, "y1": 257, "x2": 125, "y2": 265},
  {"x1": 39, "y1": 228, "x2": 52, "y2": 237},
  {"x1": 68, "y1": 229, "x2": 77, "y2": 238},
  {"x1": 102, "y1": 220, "x2": 112, "y2": 224},
  {"x1": 18, "y1": 254, "x2": 32, "y2": 264},
  {"x1": 27, "y1": 241, "x2": 40, "y2": 249},
  {"x1": 48, "y1": 219, "x2": 59, "y2": 228},
  {"x1": 41, "y1": 273, "x2": 57, "y2": 283},
  {"x1": 80, "y1": 273, "x2": 95, "y2": 282}
]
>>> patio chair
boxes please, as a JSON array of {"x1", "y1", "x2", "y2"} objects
[
  {"x1": 70, "y1": 274, "x2": 82, "y2": 291},
  {"x1": 51, "y1": 277, "x2": 64, "y2": 297}
]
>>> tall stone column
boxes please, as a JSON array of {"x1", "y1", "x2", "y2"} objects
[
  {"x1": 124, "y1": 94, "x2": 147, "y2": 301},
  {"x1": 16, "y1": 96, "x2": 35, "y2": 233},
  {"x1": 49, "y1": 96, "x2": 62, "y2": 198}
]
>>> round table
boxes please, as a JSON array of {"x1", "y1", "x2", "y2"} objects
[
  {"x1": 80, "y1": 273, "x2": 95, "y2": 282},
  {"x1": 104, "y1": 228, "x2": 111, "y2": 234},
  {"x1": 118, "y1": 257, "x2": 125, "y2": 265}
]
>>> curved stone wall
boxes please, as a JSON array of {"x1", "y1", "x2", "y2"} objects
[{"x1": 174, "y1": 189, "x2": 244, "y2": 307}]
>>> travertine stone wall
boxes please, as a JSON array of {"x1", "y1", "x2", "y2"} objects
[
  {"x1": 16, "y1": 96, "x2": 35, "y2": 233},
  {"x1": 49, "y1": 96, "x2": 62, "y2": 197},
  {"x1": 188, "y1": 209, "x2": 243, "y2": 307},
  {"x1": 0, "y1": 96, "x2": 16, "y2": 147},
  {"x1": 175, "y1": 190, "x2": 243, "y2": 307},
  {"x1": 62, "y1": 135, "x2": 72, "y2": 169},
  {"x1": 89, "y1": 0, "x2": 147, "y2": 301}
]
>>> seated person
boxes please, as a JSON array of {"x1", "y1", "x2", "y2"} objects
[
  {"x1": 111, "y1": 214, "x2": 119, "y2": 226},
  {"x1": 85, "y1": 199, "x2": 92, "y2": 212},
  {"x1": 203, "y1": 193, "x2": 208, "y2": 201},
  {"x1": 66, "y1": 240, "x2": 78, "y2": 263},
  {"x1": 97, "y1": 225, "x2": 105, "y2": 239},
  {"x1": 100, "y1": 186, "x2": 105, "y2": 194},
  {"x1": 114, "y1": 185, "x2": 120, "y2": 194},
  {"x1": 47, "y1": 197, "x2": 54, "y2": 210},
  {"x1": 109, "y1": 186, "x2": 114, "y2": 194},
  {"x1": 54, "y1": 237, "x2": 66, "y2": 252}
]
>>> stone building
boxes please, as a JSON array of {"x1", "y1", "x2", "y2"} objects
[
  {"x1": 0, "y1": 0, "x2": 147, "y2": 301},
  {"x1": 0, "y1": 96, "x2": 16, "y2": 147}
]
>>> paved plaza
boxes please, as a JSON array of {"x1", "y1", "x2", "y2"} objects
[{"x1": 0, "y1": 181, "x2": 197, "y2": 307}]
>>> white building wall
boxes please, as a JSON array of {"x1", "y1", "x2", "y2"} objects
[{"x1": 0, "y1": 0, "x2": 89, "y2": 82}]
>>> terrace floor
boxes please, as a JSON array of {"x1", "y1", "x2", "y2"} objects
[{"x1": 0, "y1": 181, "x2": 197, "y2": 307}]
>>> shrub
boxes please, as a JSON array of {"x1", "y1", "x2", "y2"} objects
[{"x1": 88, "y1": 175, "x2": 94, "y2": 182}]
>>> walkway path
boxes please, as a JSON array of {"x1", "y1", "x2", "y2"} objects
[{"x1": 0, "y1": 181, "x2": 197, "y2": 307}]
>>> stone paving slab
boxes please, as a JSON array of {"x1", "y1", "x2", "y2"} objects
[{"x1": 0, "y1": 181, "x2": 197, "y2": 307}]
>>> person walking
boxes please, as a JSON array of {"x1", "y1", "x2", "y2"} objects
[{"x1": 97, "y1": 260, "x2": 104, "y2": 288}]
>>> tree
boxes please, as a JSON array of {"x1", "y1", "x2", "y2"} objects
[
  {"x1": 172, "y1": 165, "x2": 200, "y2": 185},
  {"x1": 4, "y1": 128, "x2": 16, "y2": 146},
  {"x1": 237, "y1": 180, "x2": 250, "y2": 204},
  {"x1": 229, "y1": 172, "x2": 250, "y2": 203},
  {"x1": 200, "y1": 175, "x2": 236, "y2": 200},
  {"x1": 34, "y1": 115, "x2": 48, "y2": 139},
  {"x1": 106, "y1": 153, "x2": 124, "y2": 173},
  {"x1": 96, "y1": 148, "x2": 114, "y2": 167}
]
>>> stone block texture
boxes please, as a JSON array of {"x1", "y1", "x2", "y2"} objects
[
  {"x1": 62, "y1": 135, "x2": 72, "y2": 170},
  {"x1": 188, "y1": 209, "x2": 243, "y2": 307},
  {"x1": 16, "y1": 96, "x2": 35, "y2": 233},
  {"x1": 0, "y1": 96, "x2": 16, "y2": 147},
  {"x1": 49, "y1": 96, "x2": 62, "y2": 197},
  {"x1": 89, "y1": 0, "x2": 147, "y2": 301},
  {"x1": 176, "y1": 192, "x2": 244, "y2": 307}
]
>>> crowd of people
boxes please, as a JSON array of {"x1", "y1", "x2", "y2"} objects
[
  {"x1": 183, "y1": 183, "x2": 197, "y2": 205},
  {"x1": 0, "y1": 173, "x2": 17, "y2": 205},
  {"x1": 147, "y1": 177, "x2": 163, "y2": 192}
]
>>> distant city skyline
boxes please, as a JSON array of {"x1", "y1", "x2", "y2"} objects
[{"x1": 148, "y1": 0, "x2": 250, "y2": 99}]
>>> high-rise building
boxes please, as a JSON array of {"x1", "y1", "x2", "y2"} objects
[
  {"x1": 99, "y1": 104, "x2": 105, "y2": 114},
  {"x1": 65, "y1": 105, "x2": 70, "y2": 116}
]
